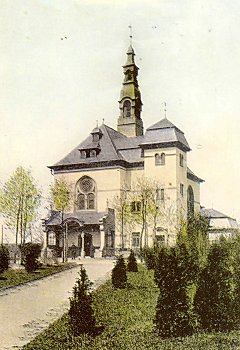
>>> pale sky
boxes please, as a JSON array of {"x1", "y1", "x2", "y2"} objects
[{"x1": 1, "y1": 0, "x2": 240, "y2": 222}]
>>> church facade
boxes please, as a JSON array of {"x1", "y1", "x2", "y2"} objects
[{"x1": 44, "y1": 45, "x2": 203, "y2": 259}]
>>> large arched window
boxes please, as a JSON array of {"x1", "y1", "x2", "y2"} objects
[
  {"x1": 187, "y1": 185, "x2": 194, "y2": 219},
  {"x1": 76, "y1": 176, "x2": 96, "y2": 210},
  {"x1": 123, "y1": 100, "x2": 131, "y2": 118}
]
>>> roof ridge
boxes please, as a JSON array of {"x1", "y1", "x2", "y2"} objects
[
  {"x1": 101, "y1": 124, "x2": 124, "y2": 160},
  {"x1": 103, "y1": 124, "x2": 128, "y2": 138}
]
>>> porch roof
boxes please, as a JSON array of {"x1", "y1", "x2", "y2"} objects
[{"x1": 45, "y1": 211, "x2": 107, "y2": 226}]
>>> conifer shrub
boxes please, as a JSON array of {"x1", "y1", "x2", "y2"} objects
[
  {"x1": 194, "y1": 238, "x2": 235, "y2": 332},
  {"x1": 127, "y1": 250, "x2": 138, "y2": 272},
  {"x1": 21, "y1": 243, "x2": 42, "y2": 273},
  {"x1": 0, "y1": 245, "x2": 9, "y2": 274},
  {"x1": 112, "y1": 255, "x2": 127, "y2": 288},
  {"x1": 69, "y1": 265, "x2": 96, "y2": 335},
  {"x1": 141, "y1": 241, "x2": 162, "y2": 270},
  {"x1": 155, "y1": 245, "x2": 196, "y2": 338}
]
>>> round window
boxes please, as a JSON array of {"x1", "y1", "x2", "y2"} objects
[{"x1": 79, "y1": 177, "x2": 94, "y2": 193}]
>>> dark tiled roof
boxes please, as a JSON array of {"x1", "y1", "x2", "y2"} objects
[
  {"x1": 49, "y1": 118, "x2": 192, "y2": 170},
  {"x1": 46, "y1": 211, "x2": 107, "y2": 226},
  {"x1": 140, "y1": 118, "x2": 190, "y2": 151},
  {"x1": 147, "y1": 118, "x2": 179, "y2": 131},
  {"x1": 201, "y1": 208, "x2": 234, "y2": 220},
  {"x1": 187, "y1": 167, "x2": 204, "y2": 183}
]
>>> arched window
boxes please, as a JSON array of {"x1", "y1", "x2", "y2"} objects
[
  {"x1": 123, "y1": 100, "x2": 131, "y2": 118},
  {"x1": 48, "y1": 231, "x2": 56, "y2": 246},
  {"x1": 88, "y1": 193, "x2": 95, "y2": 210},
  {"x1": 155, "y1": 153, "x2": 160, "y2": 165},
  {"x1": 187, "y1": 185, "x2": 194, "y2": 219},
  {"x1": 160, "y1": 153, "x2": 165, "y2": 165},
  {"x1": 78, "y1": 194, "x2": 85, "y2": 210},
  {"x1": 75, "y1": 176, "x2": 96, "y2": 210},
  {"x1": 155, "y1": 153, "x2": 165, "y2": 165}
]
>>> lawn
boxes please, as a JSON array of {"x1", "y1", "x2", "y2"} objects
[
  {"x1": 22, "y1": 266, "x2": 240, "y2": 350},
  {"x1": 0, "y1": 262, "x2": 77, "y2": 290}
]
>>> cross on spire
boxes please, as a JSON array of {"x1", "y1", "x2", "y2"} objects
[{"x1": 128, "y1": 25, "x2": 133, "y2": 45}]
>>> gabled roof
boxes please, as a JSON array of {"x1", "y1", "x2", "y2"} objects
[{"x1": 140, "y1": 118, "x2": 191, "y2": 152}]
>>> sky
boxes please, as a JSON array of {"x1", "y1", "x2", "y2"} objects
[{"x1": 1, "y1": 0, "x2": 240, "y2": 227}]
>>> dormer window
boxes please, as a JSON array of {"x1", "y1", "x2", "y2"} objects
[
  {"x1": 80, "y1": 151, "x2": 86, "y2": 159},
  {"x1": 93, "y1": 133, "x2": 100, "y2": 142},
  {"x1": 90, "y1": 150, "x2": 96, "y2": 158}
]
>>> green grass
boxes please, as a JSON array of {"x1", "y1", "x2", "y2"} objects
[
  {"x1": 23, "y1": 267, "x2": 240, "y2": 350},
  {"x1": 0, "y1": 262, "x2": 77, "y2": 289}
]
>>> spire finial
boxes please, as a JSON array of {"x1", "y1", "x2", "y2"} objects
[
  {"x1": 96, "y1": 120, "x2": 98, "y2": 128},
  {"x1": 102, "y1": 118, "x2": 105, "y2": 124},
  {"x1": 128, "y1": 25, "x2": 133, "y2": 46},
  {"x1": 164, "y1": 102, "x2": 167, "y2": 119}
]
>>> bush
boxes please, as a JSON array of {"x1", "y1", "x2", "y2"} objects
[
  {"x1": 194, "y1": 238, "x2": 235, "y2": 332},
  {"x1": 69, "y1": 265, "x2": 96, "y2": 335},
  {"x1": 21, "y1": 243, "x2": 42, "y2": 273},
  {"x1": 127, "y1": 250, "x2": 138, "y2": 272},
  {"x1": 0, "y1": 245, "x2": 9, "y2": 274},
  {"x1": 112, "y1": 255, "x2": 127, "y2": 288},
  {"x1": 155, "y1": 246, "x2": 195, "y2": 338},
  {"x1": 141, "y1": 242, "x2": 162, "y2": 270}
]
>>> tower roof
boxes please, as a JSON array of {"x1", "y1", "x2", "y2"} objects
[{"x1": 140, "y1": 118, "x2": 191, "y2": 152}]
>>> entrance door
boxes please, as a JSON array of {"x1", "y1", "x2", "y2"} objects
[{"x1": 84, "y1": 233, "x2": 93, "y2": 257}]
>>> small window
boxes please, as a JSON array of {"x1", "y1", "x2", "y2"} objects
[
  {"x1": 80, "y1": 151, "x2": 86, "y2": 159},
  {"x1": 160, "y1": 153, "x2": 165, "y2": 165},
  {"x1": 123, "y1": 100, "x2": 131, "y2": 118},
  {"x1": 155, "y1": 153, "x2": 160, "y2": 165},
  {"x1": 156, "y1": 235, "x2": 165, "y2": 243},
  {"x1": 48, "y1": 231, "x2": 56, "y2": 246},
  {"x1": 131, "y1": 201, "x2": 141, "y2": 213},
  {"x1": 93, "y1": 134, "x2": 99, "y2": 142},
  {"x1": 180, "y1": 154, "x2": 184, "y2": 167},
  {"x1": 90, "y1": 150, "x2": 96, "y2": 158},
  {"x1": 160, "y1": 189, "x2": 165, "y2": 201},
  {"x1": 132, "y1": 232, "x2": 140, "y2": 248},
  {"x1": 155, "y1": 153, "x2": 165, "y2": 165},
  {"x1": 180, "y1": 183, "x2": 184, "y2": 197}
]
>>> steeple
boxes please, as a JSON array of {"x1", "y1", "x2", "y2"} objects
[{"x1": 117, "y1": 45, "x2": 143, "y2": 137}]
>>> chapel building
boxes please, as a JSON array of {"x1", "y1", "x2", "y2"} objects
[{"x1": 45, "y1": 45, "x2": 203, "y2": 258}]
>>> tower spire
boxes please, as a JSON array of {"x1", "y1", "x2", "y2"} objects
[{"x1": 117, "y1": 40, "x2": 143, "y2": 137}]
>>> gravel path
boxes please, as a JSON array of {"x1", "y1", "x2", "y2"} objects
[{"x1": 0, "y1": 259, "x2": 115, "y2": 350}]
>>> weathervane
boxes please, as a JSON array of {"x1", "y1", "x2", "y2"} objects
[{"x1": 128, "y1": 25, "x2": 133, "y2": 45}]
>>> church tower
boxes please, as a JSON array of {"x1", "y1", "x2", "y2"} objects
[{"x1": 117, "y1": 45, "x2": 144, "y2": 137}]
